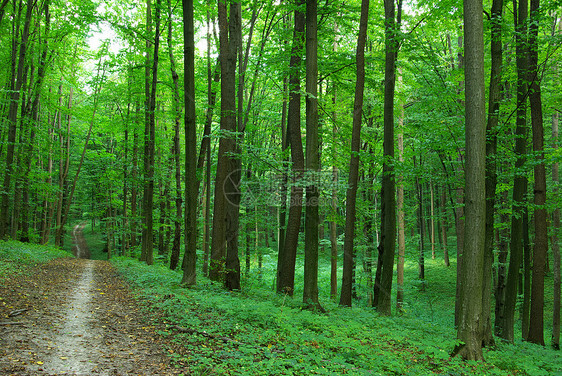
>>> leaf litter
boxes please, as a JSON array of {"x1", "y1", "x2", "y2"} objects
[{"x1": 0, "y1": 252, "x2": 183, "y2": 375}]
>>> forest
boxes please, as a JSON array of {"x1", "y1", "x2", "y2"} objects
[{"x1": 0, "y1": 0, "x2": 561, "y2": 372}]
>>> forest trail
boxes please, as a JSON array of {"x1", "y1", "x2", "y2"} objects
[
  {"x1": 71, "y1": 223, "x2": 90, "y2": 259},
  {"x1": 0, "y1": 227, "x2": 182, "y2": 375}
]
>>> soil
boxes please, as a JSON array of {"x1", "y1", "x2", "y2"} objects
[{"x1": 0, "y1": 226, "x2": 183, "y2": 375}]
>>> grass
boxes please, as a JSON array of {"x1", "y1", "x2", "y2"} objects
[
  {"x1": 109, "y1": 241, "x2": 562, "y2": 376},
  {"x1": 0, "y1": 240, "x2": 72, "y2": 280}
]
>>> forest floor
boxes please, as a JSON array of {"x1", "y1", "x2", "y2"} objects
[{"x1": 0, "y1": 227, "x2": 182, "y2": 375}]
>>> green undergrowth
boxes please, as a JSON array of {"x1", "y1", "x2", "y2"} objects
[
  {"x1": 112, "y1": 256, "x2": 560, "y2": 376},
  {"x1": 0, "y1": 240, "x2": 72, "y2": 279}
]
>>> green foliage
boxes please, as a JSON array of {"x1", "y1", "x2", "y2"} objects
[
  {"x1": 111, "y1": 255, "x2": 558, "y2": 375},
  {"x1": 0, "y1": 240, "x2": 72, "y2": 278}
]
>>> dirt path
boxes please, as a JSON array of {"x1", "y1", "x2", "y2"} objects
[
  {"x1": 0, "y1": 228, "x2": 182, "y2": 375},
  {"x1": 72, "y1": 223, "x2": 90, "y2": 259}
]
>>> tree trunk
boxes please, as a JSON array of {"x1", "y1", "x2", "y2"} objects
[
  {"x1": 373, "y1": 0, "x2": 399, "y2": 316},
  {"x1": 455, "y1": 0, "x2": 486, "y2": 359},
  {"x1": 440, "y1": 188, "x2": 450, "y2": 266},
  {"x1": 551, "y1": 111, "x2": 560, "y2": 349},
  {"x1": 482, "y1": 0, "x2": 504, "y2": 348},
  {"x1": 415, "y1": 156, "x2": 425, "y2": 291},
  {"x1": 140, "y1": 0, "x2": 158, "y2": 265},
  {"x1": 495, "y1": 0, "x2": 528, "y2": 343},
  {"x1": 302, "y1": 0, "x2": 322, "y2": 310},
  {"x1": 396, "y1": 86, "x2": 406, "y2": 312},
  {"x1": 209, "y1": 1, "x2": 241, "y2": 290},
  {"x1": 526, "y1": 0, "x2": 547, "y2": 345},
  {"x1": 277, "y1": 0, "x2": 305, "y2": 296},
  {"x1": 167, "y1": 0, "x2": 182, "y2": 270},
  {"x1": 339, "y1": 0, "x2": 369, "y2": 307}
]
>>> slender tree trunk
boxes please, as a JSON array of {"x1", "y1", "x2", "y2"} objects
[
  {"x1": 440, "y1": 188, "x2": 450, "y2": 266},
  {"x1": 182, "y1": 0, "x2": 197, "y2": 285},
  {"x1": 455, "y1": 0, "x2": 486, "y2": 359},
  {"x1": 430, "y1": 182, "x2": 436, "y2": 259},
  {"x1": 140, "y1": 0, "x2": 158, "y2": 265},
  {"x1": 210, "y1": 1, "x2": 241, "y2": 290},
  {"x1": 303, "y1": 0, "x2": 322, "y2": 310},
  {"x1": 167, "y1": 0, "x2": 182, "y2": 270},
  {"x1": 278, "y1": 76, "x2": 289, "y2": 270},
  {"x1": 482, "y1": 0, "x2": 504, "y2": 348},
  {"x1": 526, "y1": 0, "x2": 547, "y2": 345},
  {"x1": 396, "y1": 90, "x2": 406, "y2": 311},
  {"x1": 551, "y1": 111, "x2": 560, "y2": 349},
  {"x1": 373, "y1": 0, "x2": 399, "y2": 315},
  {"x1": 415, "y1": 157, "x2": 425, "y2": 291},
  {"x1": 277, "y1": 0, "x2": 305, "y2": 295},
  {"x1": 496, "y1": 0, "x2": 528, "y2": 343},
  {"x1": 339, "y1": 0, "x2": 369, "y2": 307}
]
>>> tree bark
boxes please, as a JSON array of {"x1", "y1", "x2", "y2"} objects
[
  {"x1": 396, "y1": 89, "x2": 405, "y2": 312},
  {"x1": 551, "y1": 111, "x2": 560, "y2": 349},
  {"x1": 495, "y1": 0, "x2": 528, "y2": 343},
  {"x1": 209, "y1": 1, "x2": 241, "y2": 290},
  {"x1": 373, "y1": 0, "x2": 399, "y2": 315},
  {"x1": 339, "y1": 0, "x2": 369, "y2": 307},
  {"x1": 140, "y1": 0, "x2": 158, "y2": 265},
  {"x1": 455, "y1": 0, "x2": 486, "y2": 359},
  {"x1": 303, "y1": 0, "x2": 322, "y2": 310},
  {"x1": 181, "y1": 0, "x2": 197, "y2": 285},
  {"x1": 526, "y1": 0, "x2": 547, "y2": 345},
  {"x1": 482, "y1": 0, "x2": 504, "y2": 348},
  {"x1": 277, "y1": 0, "x2": 305, "y2": 296}
]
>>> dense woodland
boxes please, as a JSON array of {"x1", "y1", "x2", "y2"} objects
[{"x1": 0, "y1": 0, "x2": 561, "y2": 364}]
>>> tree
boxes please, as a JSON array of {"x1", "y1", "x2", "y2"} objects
[
  {"x1": 495, "y1": 0, "x2": 529, "y2": 343},
  {"x1": 454, "y1": 0, "x2": 486, "y2": 360},
  {"x1": 526, "y1": 0, "x2": 547, "y2": 346},
  {"x1": 339, "y1": 0, "x2": 369, "y2": 307},
  {"x1": 482, "y1": 0, "x2": 504, "y2": 347},
  {"x1": 303, "y1": 0, "x2": 322, "y2": 310},
  {"x1": 552, "y1": 110, "x2": 560, "y2": 349},
  {"x1": 140, "y1": 0, "x2": 160, "y2": 265},
  {"x1": 277, "y1": 0, "x2": 305, "y2": 296},
  {"x1": 181, "y1": 0, "x2": 197, "y2": 285},
  {"x1": 209, "y1": 0, "x2": 242, "y2": 290},
  {"x1": 373, "y1": 0, "x2": 400, "y2": 315}
]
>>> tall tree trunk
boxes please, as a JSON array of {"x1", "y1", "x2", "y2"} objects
[
  {"x1": 415, "y1": 156, "x2": 425, "y2": 291},
  {"x1": 440, "y1": 188, "x2": 450, "y2": 266},
  {"x1": 373, "y1": 0, "x2": 399, "y2": 315},
  {"x1": 209, "y1": 1, "x2": 241, "y2": 290},
  {"x1": 455, "y1": 0, "x2": 486, "y2": 359},
  {"x1": 339, "y1": 0, "x2": 369, "y2": 307},
  {"x1": 277, "y1": 0, "x2": 305, "y2": 296},
  {"x1": 496, "y1": 0, "x2": 528, "y2": 343},
  {"x1": 329, "y1": 22, "x2": 339, "y2": 301},
  {"x1": 303, "y1": 0, "x2": 322, "y2": 310},
  {"x1": 182, "y1": 0, "x2": 197, "y2": 285},
  {"x1": 396, "y1": 91, "x2": 406, "y2": 311},
  {"x1": 430, "y1": 182, "x2": 436, "y2": 259},
  {"x1": 482, "y1": 0, "x2": 504, "y2": 348},
  {"x1": 277, "y1": 76, "x2": 289, "y2": 271},
  {"x1": 167, "y1": 0, "x2": 182, "y2": 270},
  {"x1": 140, "y1": 0, "x2": 158, "y2": 265},
  {"x1": 551, "y1": 111, "x2": 560, "y2": 349},
  {"x1": 526, "y1": 0, "x2": 547, "y2": 345}
]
